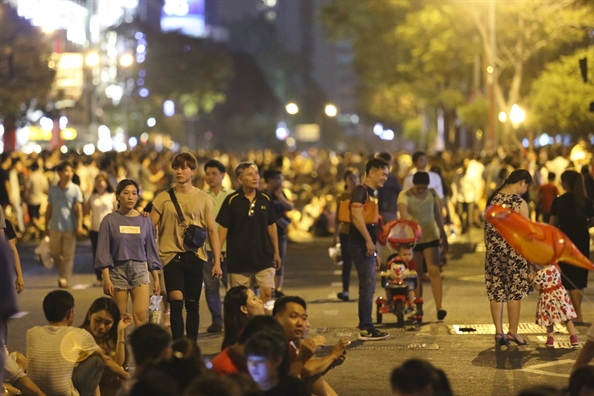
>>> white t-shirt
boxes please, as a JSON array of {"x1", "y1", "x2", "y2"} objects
[
  {"x1": 26, "y1": 170, "x2": 49, "y2": 205},
  {"x1": 26, "y1": 326, "x2": 98, "y2": 396},
  {"x1": 88, "y1": 192, "x2": 116, "y2": 232}
]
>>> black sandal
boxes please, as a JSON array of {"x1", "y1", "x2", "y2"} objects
[
  {"x1": 507, "y1": 333, "x2": 528, "y2": 345},
  {"x1": 495, "y1": 334, "x2": 509, "y2": 346}
]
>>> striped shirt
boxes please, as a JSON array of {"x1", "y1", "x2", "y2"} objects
[{"x1": 26, "y1": 326, "x2": 98, "y2": 396}]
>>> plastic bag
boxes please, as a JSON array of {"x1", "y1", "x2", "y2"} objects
[
  {"x1": 34, "y1": 236, "x2": 53, "y2": 269},
  {"x1": 149, "y1": 295, "x2": 163, "y2": 325},
  {"x1": 328, "y1": 243, "x2": 342, "y2": 266}
]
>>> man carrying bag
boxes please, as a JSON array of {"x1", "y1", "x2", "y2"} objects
[{"x1": 150, "y1": 152, "x2": 222, "y2": 341}]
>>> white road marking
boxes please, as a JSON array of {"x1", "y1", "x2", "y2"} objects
[
  {"x1": 518, "y1": 359, "x2": 573, "y2": 378},
  {"x1": 333, "y1": 270, "x2": 342, "y2": 276},
  {"x1": 323, "y1": 310, "x2": 340, "y2": 316},
  {"x1": 330, "y1": 282, "x2": 342, "y2": 287},
  {"x1": 9, "y1": 311, "x2": 29, "y2": 319}
]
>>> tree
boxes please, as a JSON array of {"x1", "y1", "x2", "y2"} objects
[
  {"x1": 0, "y1": 3, "x2": 55, "y2": 151},
  {"x1": 527, "y1": 48, "x2": 594, "y2": 137}
]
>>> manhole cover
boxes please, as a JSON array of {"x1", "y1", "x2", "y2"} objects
[
  {"x1": 449, "y1": 323, "x2": 568, "y2": 335},
  {"x1": 351, "y1": 343, "x2": 439, "y2": 350}
]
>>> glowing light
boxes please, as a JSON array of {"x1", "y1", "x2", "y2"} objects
[
  {"x1": 139, "y1": 70, "x2": 146, "y2": 77},
  {"x1": 105, "y1": 85, "x2": 123, "y2": 101},
  {"x1": 115, "y1": 142, "x2": 127, "y2": 152},
  {"x1": 135, "y1": 32, "x2": 144, "y2": 40},
  {"x1": 139, "y1": 88, "x2": 149, "y2": 97},
  {"x1": 140, "y1": 133, "x2": 149, "y2": 143},
  {"x1": 163, "y1": 100, "x2": 175, "y2": 117},
  {"x1": 324, "y1": 104, "x2": 338, "y2": 117},
  {"x1": 98, "y1": 125, "x2": 111, "y2": 140},
  {"x1": 538, "y1": 133, "x2": 551, "y2": 147},
  {"x1": 147, "y1": 118, "x2": 156, "y2": 127},
  {"x1": 59, "y1": 116, "x2": 68, "y2": 129},
  {"x1": 120, "y1": 54, "x2": 134, "y2": 67},
  {"x1": 60, "y1": 128, "x2": 77, "y2": 140},
  {"x1": 83, "y1": 144, "x2": 95, "y2": 155},
  {"x1": 373, "y1": 123, "x2": 383, "y2": 136},
  {"x1": 487, "y1": 66, "x2": 494, "y2": 74},
  {"x1": 522, "y1": 138, "x2": 529, "y2": 148},
  {"x1": 286, "y1": 137, "x2": 296, "y2": 147},
  {"x1": 351, "y1": 114, "x2": 360, "y2": 124},
  {"x1": 85, "y1": 52, "x2": 99, "y2": 67},
  {"x1": 34, "y1": 145, "x2": 42, "y2": 154},
  {"x1": 163, "y1": 0, "x2": 189, "y2": 16},
  {"x1": 498, "y1": 112, "x2": 507, "y2": 123},
  {"x1": 380, "y1": 129, "x2": 395, "y2": 141},
  {"x1": 97, "y1": 139, "x2": 113, "y2": 152},
  {"x1": 510, "y1": 104, "x2": 525, "y2": 125},
  {"x1": 136, "y1": 44, "x2": 146, "y2": 53},
  {"x1": 128, "y1": 137, "x2": 138, "y2": 147},
  {"x1": 263, "y1": 0, "x2": 277, "y2": 6},
  {"x1": 276, "y1": 125, "x2": 290, "y2": 141},
  {"x1": 40, "y1": 117, "x2": 53, "y2": 132},
  {"x1": 285, "y1": 103, "x2": 299, "y2": 115},
  {"x1": 60, "y1": 145, "x2": 68, "y2": 154}
]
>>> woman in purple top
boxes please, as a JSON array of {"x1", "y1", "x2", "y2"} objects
[{"x1": 95, "y1": 179, "x2": 161, "y2": 326}]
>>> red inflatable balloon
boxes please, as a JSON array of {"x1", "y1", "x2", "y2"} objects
[{"x1": 485, "y1": 204, "x2": 594, "y2": 271}]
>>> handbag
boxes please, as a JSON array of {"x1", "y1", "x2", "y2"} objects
[{"x1": 168, "y1": 188, "x2": 207, "y2": 253}]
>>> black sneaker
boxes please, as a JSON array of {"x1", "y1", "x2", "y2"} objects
[
  {"x1": 207, "y1": 323, "x2": 223, "y2": 333},
  {"x1": 358, "y1": 328, "x2": 389, "y2": 341},
  {"x1": 337, "y1": 292, "x2": 349, "y2": 301}
]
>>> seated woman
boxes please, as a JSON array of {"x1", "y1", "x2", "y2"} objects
[
  {"x1": 80, "y1": 297, "x2": 132, "y2": 396},
  {"x1": 220, "y1": 286, "x2": 266, "y2": 351}
]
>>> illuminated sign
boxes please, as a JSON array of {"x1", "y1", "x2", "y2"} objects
[
  {"x1": 161, "y1": 0, "x2": 206, "y2": 37},
  {"x1": 16, "y1": 0, "x2": 88, "y2": 45},
  {"x1": 50, "y1": 53, "x2": 84, "y2": 102}
]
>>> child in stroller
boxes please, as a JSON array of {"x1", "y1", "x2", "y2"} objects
[{"x1": 376, "y1": 220, "x2": 424, "y2": 326}]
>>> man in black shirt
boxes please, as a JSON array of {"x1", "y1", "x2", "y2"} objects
[
  {"x1": 217, "y1": 162, "x2": 281, "y2": 304},
  {"x1": 348, "y1": 157, "x2": 389, "y2": 341}
]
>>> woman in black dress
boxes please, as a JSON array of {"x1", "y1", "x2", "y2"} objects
[{"x1": 550, "y1": 170, "x2": 594, "y2": 323}]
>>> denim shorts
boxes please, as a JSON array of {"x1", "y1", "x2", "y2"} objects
[{"x1": 110, "y1": 260, "x2": 150, "y2": 290}]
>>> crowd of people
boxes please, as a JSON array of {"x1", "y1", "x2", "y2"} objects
[{"x1": 1, "y1": 142, "x2": 594, "y2": 395}]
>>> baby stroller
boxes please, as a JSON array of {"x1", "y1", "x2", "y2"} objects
[{"x1": 376, "y1": 220, "x2": 424, "y2": 326}]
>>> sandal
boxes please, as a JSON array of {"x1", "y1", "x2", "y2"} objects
[
  {"x1": 506, "y1": 333, "x2": 528, "y2": 345},
  {"x1": 495, "y1": 334, "x2": 509, "y2": 346}
]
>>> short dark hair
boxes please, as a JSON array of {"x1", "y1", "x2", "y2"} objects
[
  {"x1": 547, "y1": 172, "x2": 556, "y2": 181},
  {"x1": 55, "y1": 160, "x2": 73, "y2": 173},
  {"x1": 377, "y1": 152, "x2": 393, "y2": 163},
  {"x1": 204, "y1": 159, "x2": 226, "y2": 174},
  {"x1": 398, "y1": 243, "x2": 413, "y2": 251},
  {"x1": 238, "y1": 315, "x2": 285, "y2": 344},
  {"x1": 43, "y1": 290, "x2": 75, "y2": 322},
  {"x1": 130, "y1": 324, "x2": 172, "y2": 367},
  {"x1": 235, "y1": 162, "x2": 257, "y2": 178},
  {"x1": 568, "y1": 365, "x2": 594, "y2": 396},
  {"x1": 263, "y1": 169, "x2": 282, "y2": 182},
  {"x1": 412, "y1": 151, "x2": 426, "y2": 164},
  {"x1": 412, "y1": 172, "x2": 430, "y2": 185},
  {"x1": 391, "y1": 359, "x2": 453, "y2": 396},
  {"x1": 365, "y1": 157, "x2": 389, "y2": 176},
  {"x1": 272, "y1": 296, "x2": 306, "y2": 317},
  {"x1": 171, "y1": 152, "x2": 198, "y2": 171}
]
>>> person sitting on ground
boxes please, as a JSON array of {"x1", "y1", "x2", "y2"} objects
[
  {"x1": 156, "y1": 338, "x2": 207, "y2": 393},
  {"x1": 221, "y1": 286, "x2": 266, "y2": 351},
  {"x1": 80, "y1": 297, "x2": 133, "y2": 396},
  {"x1": 245, "y1": 330, "x2": 310, "y2": 396},
  {"x1": 25, "y1": 290, "x2": 113, "y2": 396},
  {"x1": 2, "y1": 347, "x2": 45, "y2": 396},
  {"x1": 212, "y1": 316, "x2": 286, "y2": 376},
  {"x1": 273, "y1": 296, "x2": 348, "y2": 396},
  {"x1": 390, "y1": 358, "x2": 453, "y2": 396},
  {"x1": 116, "y1": 324, "x2": 173, "y2": 396}
]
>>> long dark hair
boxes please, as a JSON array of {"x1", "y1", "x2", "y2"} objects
[
  {"x1": 221, "y1": 286, "x2": 250, "y2": 350},
  {"x1": 92, "y1": 172, "x2": 115, "y2": 195},
  {"x1": 561, "y1": 170, "x2": 585, "y2": 213},
  {"x1": 80, "y1": 297, "x2": 121, "y2": 347},
  {"x1": 486, "y1": 169, "x2": 532, "y2": 206}
]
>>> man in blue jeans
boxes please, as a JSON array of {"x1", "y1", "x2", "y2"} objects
[
  {"x1": 203, "y1": 159, "x2": 233, "y2": 333},
  {"x1": 348, "y1": 157, "x2": 389, "y2": 341}
]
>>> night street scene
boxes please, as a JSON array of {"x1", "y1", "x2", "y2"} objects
[{"x1": 1, "y1": 1, "x2": 594, "y2": 395}]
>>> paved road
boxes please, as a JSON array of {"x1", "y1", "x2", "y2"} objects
[{"x1": 6, "y1": 229, "x2": 593, "y2": 396}]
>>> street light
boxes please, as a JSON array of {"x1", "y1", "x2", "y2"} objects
[
  {"x1": 324, "y1": 104, "x2": 338, "y2": 117},
  {"x1": 285, "y1": 103, "x2": 299, "y2": 115},
  {"x1": 509, "y1": 104, "x2": 525, "y2": 127},
  {"x1": 119, "y1": 53, "x2": 134, "y2": 67},
  {"x1": 498, "y1": 111, "x2": 507, "y2": 123}
]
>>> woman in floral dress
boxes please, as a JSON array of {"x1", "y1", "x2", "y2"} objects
[
  {"x1": 532, "y1": 264, "x2": 578, "y2": 348},
  {"x1": 484, "y1": 169, "x2": 532, "y2": 346}
]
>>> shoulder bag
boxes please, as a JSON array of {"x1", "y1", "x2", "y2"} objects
[{"x1": 168, "y1": 188, "x2": 207, "y2": 253}]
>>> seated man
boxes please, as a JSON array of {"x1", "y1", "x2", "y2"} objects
[
  {"x1": 273, "y1": 296, "x2": 349, "y2": 396},
  {"x1": 3, "y1": 347, "x2": 45, "y2": 396},
  {"x1": 26, "y1": 290, "x2": 106, "y2": 396}
]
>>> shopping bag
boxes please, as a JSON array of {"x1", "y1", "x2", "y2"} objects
[
  {"x1": 34, "y1": 236, "x2": 53, "y2": 269},
  {"x1": 149, "y1": 295, "x2": 163, "y2": 325}
]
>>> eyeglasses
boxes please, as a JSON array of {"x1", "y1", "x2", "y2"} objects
[{"x1": 248, "y1": 201, "x2": 256, "y2": 217}]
